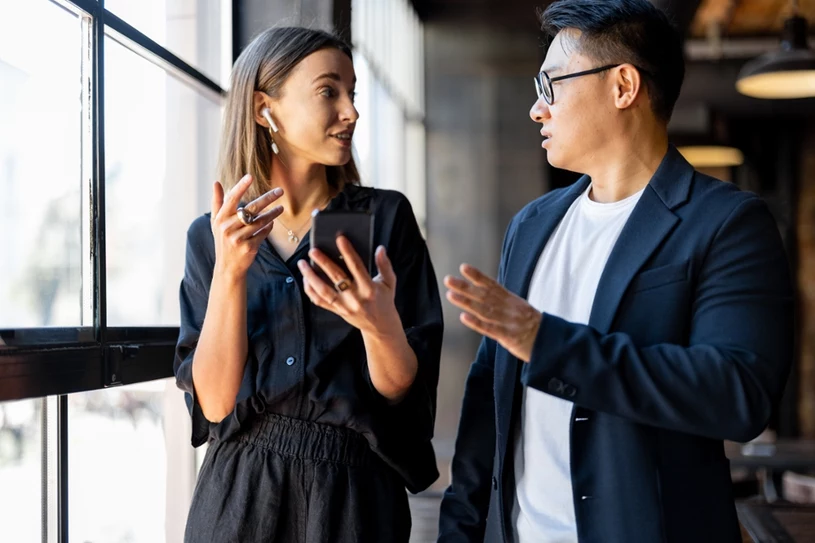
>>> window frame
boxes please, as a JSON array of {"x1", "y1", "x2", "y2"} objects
[
  {"x1": 1, "y1": 1, "x2": 231, "y2": 540},
  {"x1": 0, "y1": 0, "x2": 229, "y2": 402}
]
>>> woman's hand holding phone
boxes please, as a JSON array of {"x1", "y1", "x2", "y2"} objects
[
  {"x1": 298, "y1": 238, "x2": 403, "y2": 336},
  {"x1": 210, "y1": 174, "x2": 285, "y2": 281}
]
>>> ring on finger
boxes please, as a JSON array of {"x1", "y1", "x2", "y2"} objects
[
  {"x1": 236, "y1": 207, "x2": 255, "y2": 226},
  {"x1": 334, "y1": 278, "x2": 352, "y2": 292}
]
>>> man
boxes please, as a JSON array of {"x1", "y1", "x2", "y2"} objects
[{"x1": 437, "y1": 1, "x2": 794, "y2": 542}]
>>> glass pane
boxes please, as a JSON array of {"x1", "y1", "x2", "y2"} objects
[
  {"x1": 0, "y1": 398, "x2": 43, "y2": 543},
  {"x1": 104, "y1": 38, "x2": 222, "y2": 326},
  {"x1": 105, "y1": 0, "x2": 231, "y2": 85},
  {"x1": 405, "y1": 119, "x2": 426, "y2": 232},
  {"x1": 0, "y1": 1, "x2": 84, "y2": 327},
  {"x1": 69, "y1": 379, "x2": 195, "y2": 543},
  {"x1": 352, "y1": 53, "x2": 375, "y2": 184},
  {"x1": 352, "y1": 53, "x2": 406, "y2": 193},
  {"x1": 374, "y1": 81, "x2": 405, "y2": 193}
]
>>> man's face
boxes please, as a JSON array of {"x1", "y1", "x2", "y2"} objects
[{"x1": 529, "y1": 30, "x2": 612, "y2": 172}]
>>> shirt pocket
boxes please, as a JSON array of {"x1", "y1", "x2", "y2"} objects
[{"x1": 629, "y1": 262, "x2": 689, "y2": 293}]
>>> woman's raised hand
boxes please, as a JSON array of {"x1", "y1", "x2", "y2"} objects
[{"x1": 210, "y1": 174, "x2": 284, "y2": 280}]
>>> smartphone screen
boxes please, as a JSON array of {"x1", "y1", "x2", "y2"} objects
[{"x1": 309, "y1": 209, "x2": 374, "y2": 283}]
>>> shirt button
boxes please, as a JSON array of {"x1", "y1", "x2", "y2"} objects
[
  {"x1": 286, "y1": 357, "x2": 296, "y2": 366},
  {"x1": 492, "y1": 476, "x2": 498, "y2": 490},
  {"x1": 285, "y1": 276, "x2": 295, "y2": 284}
]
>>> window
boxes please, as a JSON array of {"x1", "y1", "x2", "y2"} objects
[
  {"x1": 105, "y1": 0, "x2": 231, "y2": 85},
  {"x1": 0, "y1": 396, "x2": 60, "y2": 543},
  {"x1": 351, "y1": 0, "x2": 426, "y2": 231},
  {"x1": 0, "y1": 1, "x2": 84, "y2": 328},
  {"x1": 0, "y1": 399, "x2": 44, "y2": 543},
  {"x1": 68, "y1": 380, "x2": 172, "y2": 542},
  {"x1": 0, "y1": 0, "x2": 231, "y2": 540},
  {"x1": 104, "y1": 37, "x2": 222, "y2": 326}
]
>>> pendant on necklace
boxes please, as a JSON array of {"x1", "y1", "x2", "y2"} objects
[{"x1": 288, "y1": 230, "x2": 299, "y2": 244}]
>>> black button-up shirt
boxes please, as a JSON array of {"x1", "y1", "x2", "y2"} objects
[{"x1": 174, "y1": 185, "x2": 443, "y2": 493}]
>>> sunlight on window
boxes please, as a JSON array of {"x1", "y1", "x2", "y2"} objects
[
  {"x1": 0, "y1": 0, "x2": 84, "y2": 327},
  {"x1": 104, "y1": 38, "x2": 222, "y2": 326},
  {"x1": 0, "y1": 398, "x2": 42, "y2": 543},
  {"x1": 106, "y1": 0, "x2": 232, "y2": 85},
  {"x1": 351, "y1": 0, "x2": 426, "y2": 231},
  {"x1": 69, "y1": 380, "x2": 171, "y2": 543}
]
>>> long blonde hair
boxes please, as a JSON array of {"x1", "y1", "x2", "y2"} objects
[{"x1": 217, "y1": 27, "x2": 361, "y2": 201}]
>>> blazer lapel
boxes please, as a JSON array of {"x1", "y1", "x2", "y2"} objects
[
  {"x1": 503, "y1": 177, "x2": 590, "y2": 298},
  {"x1": 588, "y1": 145, "x2": 694, "y2": 333},
  {"x1": 495, "y1": 177, "x2": 589, "y2": 432}
]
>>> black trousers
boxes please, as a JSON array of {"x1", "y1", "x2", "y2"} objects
[{"x1": 184, "y1": 413, "x2": 411, "y2": 542}]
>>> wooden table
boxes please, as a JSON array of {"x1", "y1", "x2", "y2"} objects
[
  {"x1": 726, "y1": 440, "x2": 815, "y2": 502},
  {"x1": 737, "y1": 501, "x2": 815, "y2": 542},
  {"x1": 726, "y1": 441, "x2": 815, "y2": 471}
]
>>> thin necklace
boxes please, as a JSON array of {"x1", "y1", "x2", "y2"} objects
[{"x1": 276, "y1": 194, "x2": 332, "y2": 244}]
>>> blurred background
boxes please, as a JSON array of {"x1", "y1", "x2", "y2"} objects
[{"x1": 2, "y1": 0, "x2": 815, "y2": 541}]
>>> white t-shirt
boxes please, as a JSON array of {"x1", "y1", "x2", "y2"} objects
[{"x1": 512, "y1": 184, "x2": 645, "y2": 543}]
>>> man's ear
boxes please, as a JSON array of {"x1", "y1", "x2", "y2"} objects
[{"x1": 613, "y1": 64, "x2": 644, "y2": 111}]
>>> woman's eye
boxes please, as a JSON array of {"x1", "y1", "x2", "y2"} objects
[
  {"x1": 349, "y1": 91, "x2": 357, "y2": 103},
  {"x1": 319, "y1": 87, "x2": 336, "y2": 98}
]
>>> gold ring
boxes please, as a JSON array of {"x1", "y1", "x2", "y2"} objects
[
  {"x1": 236, "y1": 207, "x2": 255, "y2": 226},
  {"x1": 334, "y1": 278, "x2": 351, "y2": 292}
]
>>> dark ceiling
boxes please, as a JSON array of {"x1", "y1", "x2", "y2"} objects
[
  {"x1": 411, "y1": 0, "x2": 815, "y2": 38},
  {"x1": 410, "y1": 0, "x2": 815, "y2": 118}
]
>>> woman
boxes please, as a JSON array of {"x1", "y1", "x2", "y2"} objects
[{"x1": 174, "y1": 27, "x2": 443, "y2": 542}]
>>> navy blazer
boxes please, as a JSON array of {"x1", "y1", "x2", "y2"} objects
[{"x1": 438, "y1": 146, "x2": 794, "y2": 543}]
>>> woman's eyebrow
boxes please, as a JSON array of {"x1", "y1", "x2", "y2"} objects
[{"x1": 312, "y1": 72, "x2": 357, "y2": 84}]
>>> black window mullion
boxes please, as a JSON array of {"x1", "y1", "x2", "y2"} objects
[
  {"x1": 92, "y1": 1, "x2": 107, "y2": 347},
  {"x1": 41, "y1": 397, "x2": 48, "y2": 543},
  {"x1": 57, "y1": 394, "x2": 68, "y2": 543}
]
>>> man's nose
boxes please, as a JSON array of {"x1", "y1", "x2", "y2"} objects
[{"x1": 529, "y1": 96, "x2": 550, "y2": 123}]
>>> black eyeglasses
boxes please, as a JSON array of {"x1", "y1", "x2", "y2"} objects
[{"x1": 534, "y1": 64, "x2": 647, "y2": 105}]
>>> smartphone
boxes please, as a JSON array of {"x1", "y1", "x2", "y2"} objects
[{"x1": 310, "y1": 209, "x2": 374, "y2": 283}]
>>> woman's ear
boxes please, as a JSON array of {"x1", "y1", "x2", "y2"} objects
[{"x1": 253, "y1": 91, "x2": 277, "y2": 130}]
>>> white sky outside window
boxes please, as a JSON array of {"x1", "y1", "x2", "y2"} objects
[
  {"x1": 0, "y1": 1, "x2": 227, "y2": 541},
  {"x1": 0, "y1": 0, "x2": 83, "y2": 328}
]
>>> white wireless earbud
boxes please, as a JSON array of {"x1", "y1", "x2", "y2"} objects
[
  {"x1": 262, "y1": 109, "x2": 279, "y2": 133},
  {"x1": 261, "y1": 108, "x2": 280, "y2": 155}
]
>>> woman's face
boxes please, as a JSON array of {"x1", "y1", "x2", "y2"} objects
[{"x1": 262, "y1": 48, "x2": 359, "y2": 167}]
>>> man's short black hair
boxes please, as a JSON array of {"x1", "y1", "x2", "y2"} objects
[{"x1": 539, "y1": 0, "x2": 685, "y2": 123}]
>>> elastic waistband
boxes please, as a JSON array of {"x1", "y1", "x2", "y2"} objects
[{"x1": 236, "y1": 412, "x2": 374, "y2": 467}]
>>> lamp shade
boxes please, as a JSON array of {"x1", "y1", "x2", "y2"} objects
[
  {"x1": 677, "y1": 145, "x2": 744, "y2": 168},
  {"x1": 736, "y1": 15, "x2": 815, "y2": 99}
]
